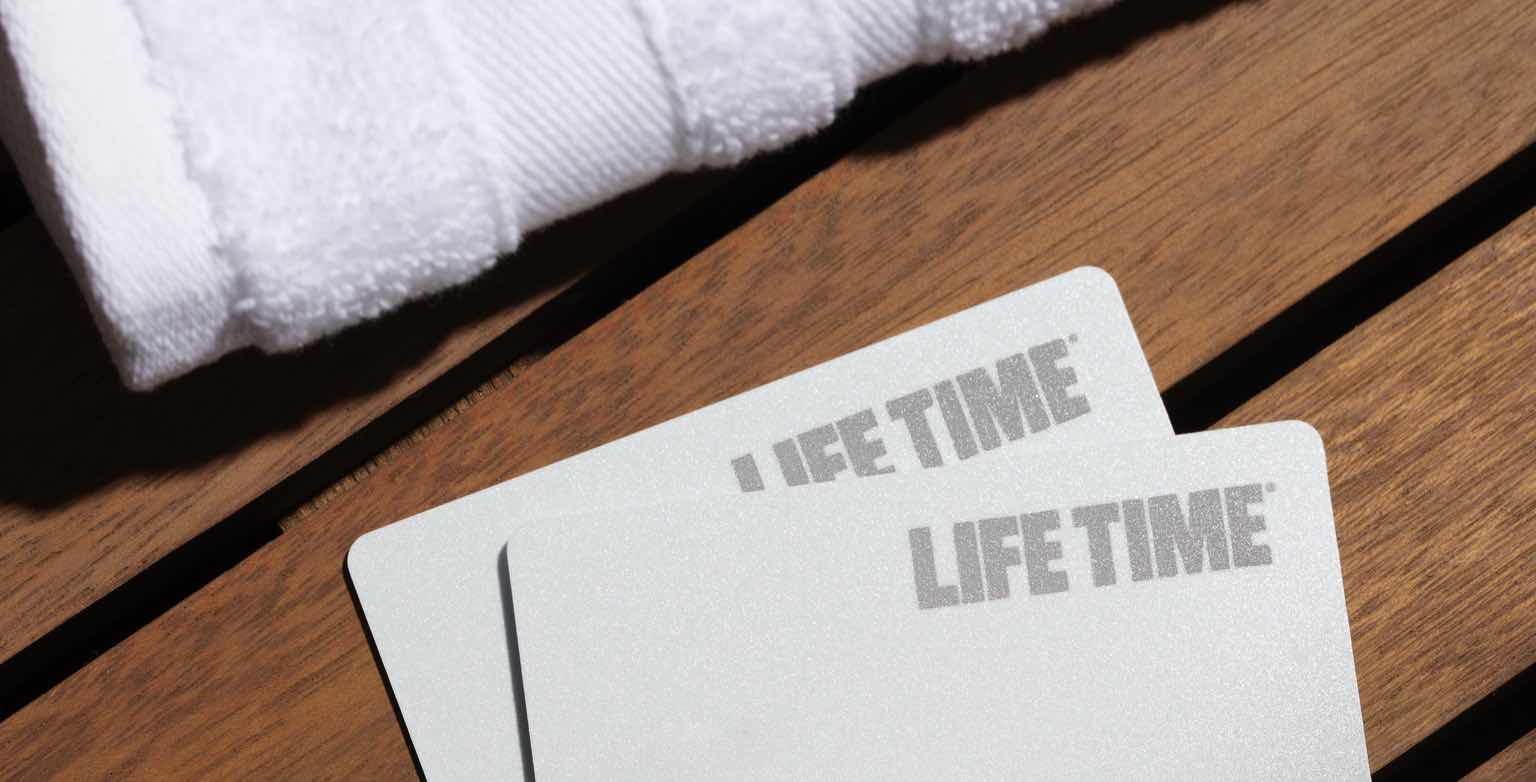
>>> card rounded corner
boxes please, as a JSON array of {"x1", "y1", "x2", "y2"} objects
[
  {"x1": 1066, "y1": 264, "x2": 1117, "y2": 293},
  {"x1": 1275, "y1": 420, "x2": 1327, "y2": 463}
]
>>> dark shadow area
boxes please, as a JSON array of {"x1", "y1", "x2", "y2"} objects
[
  {"x1": 0, "y1": 174, "x2": 698, "y2": 510},
  {"x1": 0, "y1": 63, "x2": 962, "y2": 722},
  {"x1": 0, "y1": 0, "x2": 67, "y2": 234},
  {"x1": 858, "y1": 0, "x2": 1251, "y2": 158},
  {"x1": 0, "y1": 64, "x2": 959, "y2": 513},
  {"x1": 0, "y1": 38, "x2": 45, "y2": 231},
  {"x1": 0, "y1": 173, "x2": 27, "y2": 228},
  {"x1": 497, "y1": 547, "x2": 537, "y2": 782},
  {"x1": 1162, "y1": 140, "x2": 1536, "y2": 432},
  {"x1": 1374, "y1": 663, "x2": 1536, "y2": 782}
]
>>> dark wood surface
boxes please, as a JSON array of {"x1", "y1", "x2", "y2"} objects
[
  {"x1": 1223, "y1": 209, "x2": 1536, "y2": 767},
  {"x1": 1, "y1": 0, "x2": 1532, "y2": 777}
]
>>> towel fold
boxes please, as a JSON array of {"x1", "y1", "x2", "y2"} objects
[{"x1": 0, "y1": 0, "x2": 1114, "y2": 389}]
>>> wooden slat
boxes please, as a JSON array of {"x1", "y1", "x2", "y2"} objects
[
  {"x1": 4, "y1": 0, "x2": 1536, "y2": 777},
  {"x1": 0, "y1": 170, "x2": 723, "y2": 662},
  {"x1": 1466, "y1": 731, "x2": 1536, "y2": 782},
  {"x1": 1221, "y1": 210, "x2": 1536, "y2": 766}
]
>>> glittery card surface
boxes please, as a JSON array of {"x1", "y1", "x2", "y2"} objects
[{"x1": 509, "y1": 422, "x2": 1367, "y2": 781}]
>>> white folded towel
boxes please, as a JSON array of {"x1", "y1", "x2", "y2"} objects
[{"x1": 0, "y1": 0, "x2": 1114, "y2": 389}]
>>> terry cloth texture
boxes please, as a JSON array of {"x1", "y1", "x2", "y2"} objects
[{"x1": 0, "y1": 0, "x2": 1117, "y2": 389}]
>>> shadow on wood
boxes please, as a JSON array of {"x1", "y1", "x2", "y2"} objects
[{"x1": 860, "y1": 0, "x2": 1256, "y2": 158}]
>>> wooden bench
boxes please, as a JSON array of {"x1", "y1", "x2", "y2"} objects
[{"x1": 1, "y1": 0, "x2": 1532, "y2": 777}]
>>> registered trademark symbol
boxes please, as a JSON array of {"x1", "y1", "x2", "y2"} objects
[
  {"x1": 1265, "y1": 482, "x2": 1277, "y2": 493},
  {"x1": 1068, "y1": 333, "x2": 1079, "y2": 344}
]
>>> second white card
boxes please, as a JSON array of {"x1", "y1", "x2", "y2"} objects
[{"x1": 507, "y1": 422, "x2": 1367, "y2": 781}]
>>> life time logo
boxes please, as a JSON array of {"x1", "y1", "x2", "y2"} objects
[
  {"x1": 909, "y1": 483, "x2": 1276, "y2": 610},
  {"x1": 731, "y1": 337, "x2": 1091, "y2": 493}
]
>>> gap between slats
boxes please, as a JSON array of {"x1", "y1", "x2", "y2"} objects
[
  {"x1": 1376, "y1": 664, "x2": 1536, "y2": 782},
  {"x1": 1161, "y1": 141, "x2": 1536, "y2": 780}
]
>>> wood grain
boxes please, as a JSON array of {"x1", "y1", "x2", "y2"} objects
[
  {"x1": 1220, "y1": 210, "x2": 1536, "y2": 767},
  {"x1": 0, "y1": 171, "x2": 725, "y2": 663},
  {"x1": 1466, "y1": 731, "x2": 1536, "y2": 782},
  {"x1": 3, "y1": 0, "x2": 1536, "y2": 777}
]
